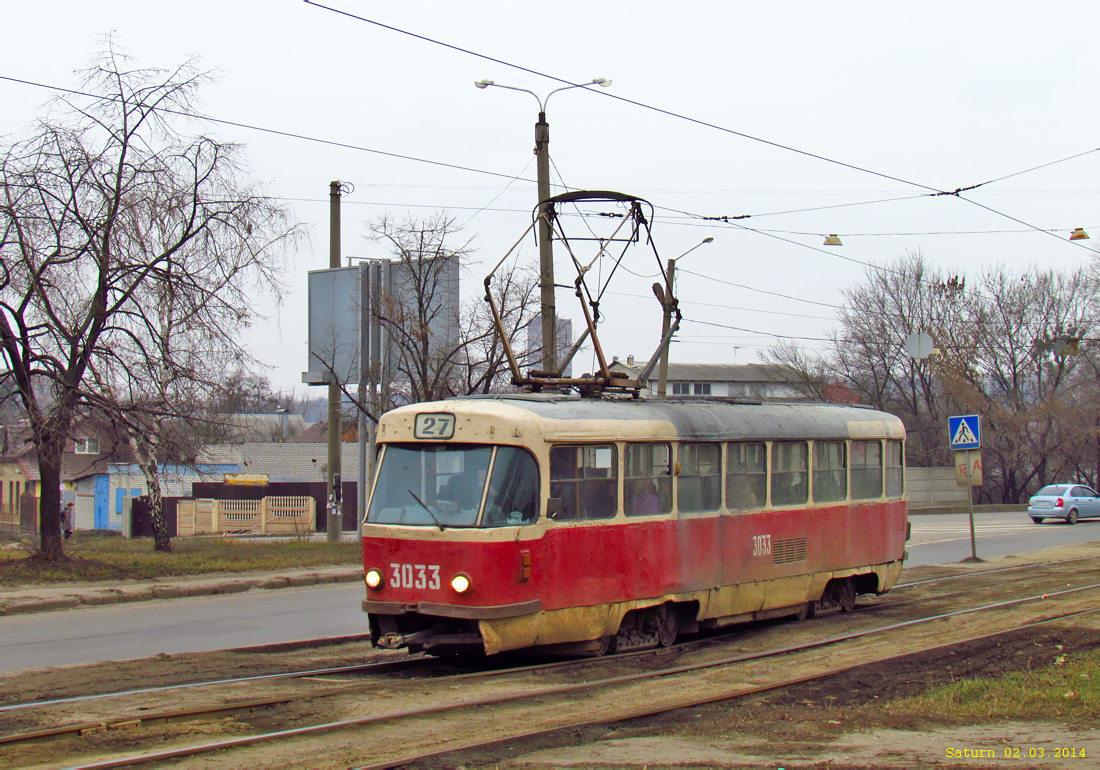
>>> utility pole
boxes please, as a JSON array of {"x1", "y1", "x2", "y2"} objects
[
  {"x1": 534, "y1": 111, "x2": 556, "y2": 373},
  {"x1": 655, "y1": 238, "x2": 712, "y2": 397},
  {"x1": 326, "y1": 180, "x2": 343, "y2": 543},
  {"x1": 656, "y1": 258, "x2": 677, "y2": 397},
  {"x1": 474, "y1": 77, "x2": 612, "y2": 375}
]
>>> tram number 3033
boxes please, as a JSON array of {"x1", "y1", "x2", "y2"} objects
[
  {"x1": 752, "y1": 534, "x2": 772, "y2": 557},
  {"x1": 389, "y1": 563, "x2": 441, "y2": 590}
]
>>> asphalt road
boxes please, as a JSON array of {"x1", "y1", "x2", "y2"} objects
[
  {"x1": 905, "y1": 510, "x2": 1100, "y2": 566},
  {"x1": 1, "y1": 511, "x2": 1097, "y2": 674},
  {"x1": 0, "y1": 583, "x2": 367, "y2": 674}
]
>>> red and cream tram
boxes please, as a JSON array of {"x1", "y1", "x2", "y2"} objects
[{"x1": 360, "y1": 394, "x2": 908, "y2": 656}]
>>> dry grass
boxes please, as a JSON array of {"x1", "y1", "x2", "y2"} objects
[{"x1": 0, "y1": 532, "x2": 360, "y2": 586}]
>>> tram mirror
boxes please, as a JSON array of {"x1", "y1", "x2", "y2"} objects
[{"x1": 545, "y1": 498, "x2": 562, "y2": 520}]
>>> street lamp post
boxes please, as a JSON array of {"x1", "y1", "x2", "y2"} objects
[
  {"x1": 656, "y1": 238, "x2": 714, "y2": 397},
  {"x1": 475, "y1": 77, "x2": 611, "y2": 374}
]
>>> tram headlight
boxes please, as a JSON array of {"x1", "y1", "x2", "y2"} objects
[
  {"x1": 450, "y1": 573, "x2": 471, "y2": 594},
  {"x1": 365, "y1": 568, "x2": 384, "y2": 590}
]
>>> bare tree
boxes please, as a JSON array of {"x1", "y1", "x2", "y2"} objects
[
  {"x1": 363, "y1": 212, "x2": 539, "y2": 407},
  {"x1": 458, "y1": 260, "x2": 539, "y2": 395},
  {"x1": 368, "y1": 212, "x2": 471, "y2": 404},
  {"x1": 769, "y1": 253, "x2": 1099, "y2": 503},
  {"x1": 0, "y1": 44, "x2": 301, "y2": 558}
]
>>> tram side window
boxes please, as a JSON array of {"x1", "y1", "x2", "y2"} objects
[
  {"x1": 549, "y1": 445, "x2": 618, "y2": 521},
  {"x1": 726, "y1": 442, "x2": 766, "y2": 509},
  {"x1": 813, "y1": 441, "x2": 847, "y2": 503},
  {"x1": 885, "y1": 440, "x2": 905, "y2": 497},
  {"x1": 483, "y1": 447, "x2": 540, "y2": 527},
  {"x1": 624, "y1": 443, "x2": 672, "y2": 517},
  {"x1": 771, "y1": 442, "x2": 809, "y2": 506},
  {"x1": 851, "y1": 440, "x2": 883, "y2": 500},
  {"x1": 678, "y1": 442, "x2": 721, "y2": 513}
]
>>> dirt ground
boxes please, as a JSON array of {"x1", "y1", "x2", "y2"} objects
[{"x1": 441, "y1": 624, "x2": 1100, "y2": 768}]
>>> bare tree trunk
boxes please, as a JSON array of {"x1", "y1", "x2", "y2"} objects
[
  {"x1": 143, "y1": 463, "x2": 170, "y2": 553},
  {"x1": 132, "y1": 438, "x2": 170, "y2": 552},
  {"x1": 36, "y1": 439, "x2": 65, "y2": 559}
]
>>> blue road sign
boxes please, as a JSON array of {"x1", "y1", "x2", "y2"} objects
[{"x1": 948, "y1": 414, "x2": 981, "y2": 450}]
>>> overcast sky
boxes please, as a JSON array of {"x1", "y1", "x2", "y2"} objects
[{"x1": 4, "y1": 1, "x2": 1098, "y2": 395}]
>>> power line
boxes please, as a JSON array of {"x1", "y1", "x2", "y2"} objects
[
  {"x1": 603, "y1": 290, "x2": 836, "y2": 321},
  {"x1": 302, "y1": 1, "x2": 943, "y2": 194},
  {"x1": 675, "y1": 268, "x2": 844, "y2": 309},
  {"x1": 684, "y1": 318, "x2": 836, "y2": 343},
  {"x1": 0, "y1": 74, "x2": 541, "y2": 186}
]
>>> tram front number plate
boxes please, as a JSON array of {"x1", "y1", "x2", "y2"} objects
[{"x1": 414, "y1": 413, "x2": 456, "y2": 440}]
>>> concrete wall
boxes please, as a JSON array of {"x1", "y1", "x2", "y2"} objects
[{"x1": 906, "y1": 466, "x2": 971, "y2": 509}]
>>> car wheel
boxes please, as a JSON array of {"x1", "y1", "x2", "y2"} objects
[
  {"x1": 1030, "y1": 517, "x2": 1044, "y2": 524},
  {"x1": 1067, "y1": 509, "x2": 1079, "y2": 525}
]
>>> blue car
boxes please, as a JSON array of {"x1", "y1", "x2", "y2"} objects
[{"x1": 1027, "y1": 484, "x2": 1100, "y2": 525}]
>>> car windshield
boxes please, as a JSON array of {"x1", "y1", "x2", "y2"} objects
[
  {"x1": 366, "y1": 443, "x2": 539, "y2": 528},
  {"x1": 1035, "y1": 485, "x2": 1069, "y2": 496}
]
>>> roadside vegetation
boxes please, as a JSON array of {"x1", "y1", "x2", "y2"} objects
[
  {"x1": 889, "y1": 646, "x2": 1099, "y2": 722},
  {"x1": 0, "y1": 533, "x2": 360, "y2": 586}
]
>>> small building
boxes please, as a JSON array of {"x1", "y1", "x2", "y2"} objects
[{"x1": 609, "y1": 360, "x2": 807, "y2": 400}]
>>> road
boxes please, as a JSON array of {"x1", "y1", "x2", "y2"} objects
[
  {"x1": 0, "y1": 583, "x2": 366, "y2": 674},
  {"x1": 1, "y1": 512, "x2": 1097, "y2": 674},
  {"x1": 905, "y1": 510, "x2": 1100, "y2": 566}
]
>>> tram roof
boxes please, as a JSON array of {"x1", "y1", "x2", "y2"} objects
[{"x1": 400, "y1": 394, "x2": 905, "y2": 441}]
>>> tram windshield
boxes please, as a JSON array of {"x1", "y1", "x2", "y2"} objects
[{"x1": 367, "y1": 443, "x2": 540, "y2": 528}]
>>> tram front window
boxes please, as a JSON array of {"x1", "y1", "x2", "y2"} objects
[{"x1": 367, "y1": 444, "x2": 539, "y2": 527}]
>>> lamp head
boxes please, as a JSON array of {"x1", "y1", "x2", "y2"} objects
[
  {"x1": 702, "y1": 237, "x2": 714, "y2": 244},
  {"x1": 474, "y1": 79, "x2": 493, "y2": 89},
  {"x1": 593, "y1": 77, "x2": 612, "y2": 87}
]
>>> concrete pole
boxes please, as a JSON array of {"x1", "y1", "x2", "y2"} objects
[
  {"x1": 327, "y1": 181, "x2": 343, "y2": 543},
  {"x1": 535, "y1": 111, "x2": 557, "y2": 373},
  {"x1": 656, "y1": 258, "x2": 676, "y2": 397},
  {"x1": 357, "y1": 263, "x2": 369, "y2": 529}
]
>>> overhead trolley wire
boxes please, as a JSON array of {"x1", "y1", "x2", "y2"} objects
[
  {"x1": 299, "y1": 4, "x2": 1100, "y2": 267},
  {"x1": 0, "y1": 74, "x2": 541, "y2": 187},
  {"x1": 303, "y1": 1, "x2": 943, "y2": 196}
]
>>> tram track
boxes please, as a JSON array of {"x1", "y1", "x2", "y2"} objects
[
  {"x1": 0, "y1": 558, "x2": 1074, "y2": 738},
  {"x1": 370, "y1": 606, "x2": 1100, "y2": 770},
  {"x1": 7, "y1": 574, "x2": 1097, "y2": 769},
  {"x1": 6, "y1": 550, "x2": 1089, "y2": 719}
]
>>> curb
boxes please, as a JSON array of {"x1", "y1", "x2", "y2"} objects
[{"x1": 0, "y1": 569, "x2": 362, "y2": 617}]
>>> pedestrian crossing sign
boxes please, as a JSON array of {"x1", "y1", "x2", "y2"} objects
[{"x1": 948, "y1": 414, "x2": 981, "y2": 450}]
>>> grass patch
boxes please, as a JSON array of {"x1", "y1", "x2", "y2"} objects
[
  {"x1": 0, "y1": 534, "x2": 360, "y2": 586},
  {"x1": 883, "y1": 646, "x2": 1099, "y2": 722}
]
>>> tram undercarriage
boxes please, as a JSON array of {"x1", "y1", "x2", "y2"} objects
[{"x1": 365, "y1": 564, "x2": 901, "y2": 657}]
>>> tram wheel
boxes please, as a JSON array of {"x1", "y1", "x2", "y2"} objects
[
  {"x1": 794, "y1": 602, "x2": 812, "y2": 621},
  {"x1": 655, "y1": 604, "x2": 679, "y2": 647},
  {"x1": 838, "y1": 578, "x2": 857, "y2": 612}
]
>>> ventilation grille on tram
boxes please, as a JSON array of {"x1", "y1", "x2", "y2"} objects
[{"x1": 773, "y1": 537, "x2": 807, "y2": 564}]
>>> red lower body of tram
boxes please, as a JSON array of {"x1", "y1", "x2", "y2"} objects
[{"x1": 361, "y1": 500, "x2": 907, "y2": 655}]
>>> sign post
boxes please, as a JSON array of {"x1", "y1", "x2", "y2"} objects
[{"x1": 949, "y1": 414, "x2": 983, "y2": 562}]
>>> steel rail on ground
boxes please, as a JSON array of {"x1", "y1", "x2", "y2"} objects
[{"x1": 62, "y1": 583, "x2": 1100, "y2": 769}]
